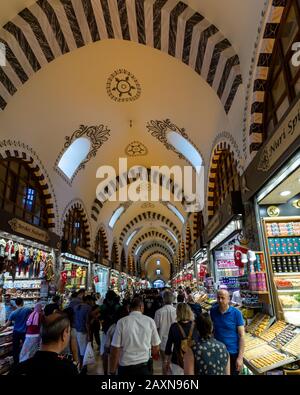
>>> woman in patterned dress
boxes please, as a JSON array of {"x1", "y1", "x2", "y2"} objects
[{"x1": 184, "y1": 312, "x2": 230, "y2": 375}]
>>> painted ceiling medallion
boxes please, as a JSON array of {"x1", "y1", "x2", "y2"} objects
[
  {"x1": 107, "y1": 69, "x2": 141, "y2": 102},
  {"x1": 126, "y1": 141, "x2": 148, "y2": 157}
]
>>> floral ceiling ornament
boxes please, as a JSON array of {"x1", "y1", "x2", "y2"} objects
[
  {"x1": 107, "y1": 69, "x2": 141, "y2": 103},
  {"x1": 125, "y1": 141, "x2": 148, "y2": 157},
  {"x1": 146, "y1": 119, "x2": 197, "y2": 165},
  {"x1": 55, "y1": 124, "x2": 110, "y2": 184}
]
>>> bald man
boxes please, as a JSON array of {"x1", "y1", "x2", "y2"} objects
[{"x1": 210, "y1": 290, "x2": 245, "y2": 375}]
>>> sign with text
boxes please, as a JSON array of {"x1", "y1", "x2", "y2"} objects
[
  {"x1": 8, "y1": 218, "x2": 50, "y2": 243},
  {"x1": 257, "y1": 100, "x2": 300, "y2": 172}
]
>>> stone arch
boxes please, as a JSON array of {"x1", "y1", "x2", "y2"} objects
[
  {"x1": 131, "y1": 230, "x2": 176, "y2": 254},
  {"x1": 206, "y1": 140, "x2": 240, "y2": 218},
  {"x1": 111, "y1": 240, "x2": 119, "y2": 270},
  {"x1": 0, "y1": 0, "x2": 241, "y2": 114},
  {"x1": 91, "y1": 168, "x2": 187, "y2": 222},
  {"x1": 120, "y1": 248, "x2": 126, "y2": 272},
  {"x1": 95, "y1": 224, "x2": 109, "y2": 260},
  {"x1": 0, "y1": 139, "x2": 58, "y2": 231},
  {"x1": 61, "y1": 199, "x2": 92, "y2": 248},
  {"x1": 248, "y1": 0, "x2": 288, "y2": 155},
  {"x1": 119, "y1": 211, "x2": 181, "y2": 245}
]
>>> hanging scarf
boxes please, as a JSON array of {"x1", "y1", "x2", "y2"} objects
[{"x1": 26, "y1": 302, "x2": 43, "y2": 326}]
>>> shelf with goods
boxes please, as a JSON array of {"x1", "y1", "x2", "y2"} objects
[
  {"x1": 243, "y1": 315, "x2": 300, "y2": 374},
  {"x1": 261, "y1": 217, "x2": 300, "y2": 326},
  {"x1": 0, "y1": 233, "x2": 55, "y2": 308},
  {"x1": 0, "y1": 329, "x2": 13, "y2": 375}
]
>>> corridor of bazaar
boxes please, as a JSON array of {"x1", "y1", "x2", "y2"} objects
[{"x1": 0, "y1": 0, "x2": 300, "y2": 377}]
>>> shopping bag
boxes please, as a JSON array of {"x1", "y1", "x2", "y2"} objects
[{"x1": 83, "y1": 342, "x2": 96, "y2": 366}]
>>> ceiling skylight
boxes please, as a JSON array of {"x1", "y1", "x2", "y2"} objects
[
  {"x1": 126, "y1": 230, "x2": 138, "y2": 246},
  {"x1": 166, "y1": 229, "x2": 178, "y2": 243},
  {"x1": 167, "y1": 203, "x2": 185, "y2": 223},
  {"x1": 166, "y1": 131, "x2": 202, "y2": 173},
  {"x1": 135, "y1": 244, "x2": 143, "y2": 255},
  {"x1": 109, "y1": 206, "x2": 125, "y2": 229},
  {"x1": 58, "y1": 137, "x2": 91, "y2": 179}
]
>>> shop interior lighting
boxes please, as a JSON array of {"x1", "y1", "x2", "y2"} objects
[
  {"x1": 166, "y1": 229, "x2": 178, "y2": 243},
  {"x1": 109, "y1": 206, "x2": 125, "y2": 229},
  {"x1": 126, "y1": 230, "x2": 138, "y2": 246},
  {"x1": 167, "y1": 203, "x2": 185, "y2": 223},
  {"x1": 280, "y1": 190, "x2": 291, "y2": 196},
  {"x1": 209, "y1": 219, "x2": 243, "y2": 250},
  {"x1": 0, "y1": 231, "x2": 52, "y2": 252},
  {"x1": 257, "y1": 152, "x2": 300, "y2": 202},
  {"x1": 61, "y1": 252, "x2": 91, "y2": 264}
]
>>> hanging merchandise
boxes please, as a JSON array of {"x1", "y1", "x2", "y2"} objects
[
  {"x1": 235, "y1": 245, "x2": 249, "y2": 268},
  {"x1": 60, "y1": 254, "x2": 90, "y2": 291}
]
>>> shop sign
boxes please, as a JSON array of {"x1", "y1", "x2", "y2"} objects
[
  {"x1": 204, "y1": 192, "x2": 243, "y2": 243},
  {"x1": 243, "y1": 98, "x2": 300, "y2": 202},
  {"x1": 257, "y1": 102, "x2": 300, "y2": 172},
  {"x1": 75, "y1": 246, "x2": 91, "y2": 259},
  {"x1": 8, "y1": 218, "x2": 50, "y2": 243}
]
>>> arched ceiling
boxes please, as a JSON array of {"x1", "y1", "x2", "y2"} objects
[{"x1": 0, "y1": 1, "x2": 267, "y2": 280}]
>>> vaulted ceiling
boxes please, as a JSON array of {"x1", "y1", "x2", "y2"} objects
[{"x1": 0, "y1": 0, "x2": 267, "y2": 281}]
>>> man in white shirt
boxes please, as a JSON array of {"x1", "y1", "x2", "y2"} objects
[
  {"x1": 154, "y1": 291, "x2": 176, "y2": 374},
  {"x1": 110, "y1": 296, "x2": 160, "y2": 375}
]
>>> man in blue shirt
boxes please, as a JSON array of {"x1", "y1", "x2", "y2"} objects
[
  {"x1": 0, "y1": 297, "x2": 32, "y2": 365},
  {"x1": 4, "y1": 294, "x2": 16, "y2": 321},
  {"x1": 210, "y1": 289, "x2": 245, "y2": 375}
]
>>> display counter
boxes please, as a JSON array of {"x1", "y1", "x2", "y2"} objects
[{"x1": 243, "y1": 313, "x2": 300, "y2": 374}]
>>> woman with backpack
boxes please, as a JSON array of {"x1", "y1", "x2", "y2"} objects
[
  {"x1": 184, "y1": 313, "x2": 230, "y2": 375},
  {"x1": 164, "y1": 303, "x2": 199, "y2": 375}
]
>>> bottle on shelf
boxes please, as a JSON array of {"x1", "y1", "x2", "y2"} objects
[
  {"x1": 281, "y1": 257, "x2": 287, "y2": 273},
  {"x1": 292, "y1": 256, "x2": 299, "y2": 272},
  {"x1": 271, "y1": 257, "x2": 277, "y2": 273},
  {"x1": 275, "y1": 257, "x2": 282, "y2": 273}
]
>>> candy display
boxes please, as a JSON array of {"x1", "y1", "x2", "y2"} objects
[
  {"x1": 282, "y1": 334, "x2": 300, "y2": 357},
  {"x1": 246, "y1": 313, "x2": 268, "y2": 333},
  {"x1": 246, "y1": 314, "x2": 273, "y2": 336},
  {"x1": 279, "y1": 294, "x2": 300, "y2": 308},
  {"x1": 259, "y1": 321, "x2": 287, "y2": 341},
  {"x1": 270, "y1": 325, "x2": 298, "y2": 348},
  {"x1": 266, "y1": 222, "x2": 300, "y2": 237},
  {"x1": 244, "y1": 344, "x2": 275, "y2": 361},
  {"x1": 250, "y1": 351, "x2": 288, "y2": 371},
  {"x1": 245, "y1": 335, "x2": 267, "y2": 351}
]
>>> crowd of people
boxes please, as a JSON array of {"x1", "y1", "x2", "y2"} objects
[{"x1": 0, "y1": 286, "x2": 245, "y2": 376}]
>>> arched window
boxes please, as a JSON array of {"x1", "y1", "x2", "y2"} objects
[
  {"x1": 212, "y1": 149, "x2": 240, "y2": 216},
  {"x1": 63, "y1": 208, "x2": 88, "y2": 249},
  {"x1": 264, "y1": 0, "x2": 300, "y2": 138},
  {"x1": 109, "y1": 206, "x2": 125, "y2": 229},
  {"x1": 166, "y1": 131, "x2": 202, "y2": 172},
  {"x1": 58, "y1": 137, "x2": 91, "y2": 179},
  {"x1": 0, "y1": 159, "x2": 49, "y2": 228}
]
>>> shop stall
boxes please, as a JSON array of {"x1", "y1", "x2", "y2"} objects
[
  {"x1": 109, "y1": 269, "x2": 120, "y2": 294},
  {"x1": 243, "y1": 101, "x2": 300, "y2": 326},
  {"x1": 60, "y1": 251, "x2": 91, "y2": 295},
  {"x1": 0, "y1": 211, "x2": 60, "y2": 374},
  {"x1": 203, "y1": 192, "x2": 245, "y2": 295},
  {"x1": 93, "y1": 262, "x2": 109, "y2": 299},
  {"x1": 0, "y1": 211, "x2": 59, "y2": 308}
]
